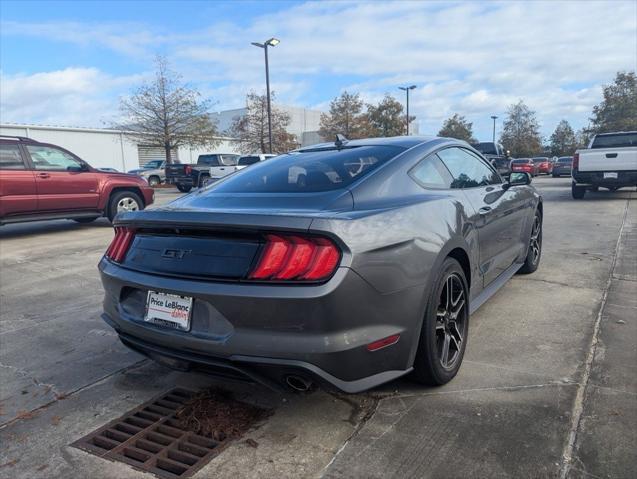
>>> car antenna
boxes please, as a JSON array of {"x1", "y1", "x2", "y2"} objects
[{"x1": 335, "y1": 134, "x2": 348, "y2": 150}]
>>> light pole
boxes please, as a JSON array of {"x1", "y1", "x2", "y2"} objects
[
  {"x1": 251, "y1": 37, "x2": 280, "y2": 153},
  {"x1": 491, "y1": 115, "x2": 498, "y2": 143},
  {"x1": 398, "y1": 85, "x2": 417, "y2": 135}
]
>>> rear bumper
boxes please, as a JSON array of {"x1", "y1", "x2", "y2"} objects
[
  {"x1": 99, "y1": 258, "x2": 422, "y2": 392},
  {"x1": 573, "y1": 170, "x2": 637, "y2": 187}
]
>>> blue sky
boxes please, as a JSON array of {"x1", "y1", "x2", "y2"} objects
[{"x1": 1, "y1": 0, "x2": 636, "y2": 141}]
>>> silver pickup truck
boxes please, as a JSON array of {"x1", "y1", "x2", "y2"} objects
[{"x1": 572, "y1": 131, "x2": 637, "y2": 199}]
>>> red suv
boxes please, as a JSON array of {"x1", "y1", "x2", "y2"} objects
[{"x1": 0, "y1": 136, "x2": 154, "y2": 225}]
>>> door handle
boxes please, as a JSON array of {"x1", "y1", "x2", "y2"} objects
[
  {"x1": 479, "y1": 207, "x2": 492, "y2": 215},
  {"x1": 605, "y1": 153, "x2": 618, "y2": 158},
  {"x1": 37, "y1": 172, "x2": 50, "y2": 179}
]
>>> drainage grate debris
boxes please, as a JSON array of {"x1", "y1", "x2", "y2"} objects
[{"x1": 72, "y1": 388, "x2": 268, "y2": 478}]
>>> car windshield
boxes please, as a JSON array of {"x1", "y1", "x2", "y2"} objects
[
  {"x1": 591, "y1": 132, "x2": 637, "y2": 149},
  {"x1": 144, "y1": 160, "x2": 162, "y2": 169},
  {"x1": 210, "y1": 145, "x2": 404, "y2": 193},
  {"x1": 473, "y1": 142, "x2": 498, "y2": 155}
]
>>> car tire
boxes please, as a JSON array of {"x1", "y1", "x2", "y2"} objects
[
  {"x1": 148, "y1": 176, "x2": 160, "y2": 187},
  {"x1": 517, "y1": 209, "x2": 542, "y2": 274},
  {"x1": 572, "y1": 182, "x2": 586, "y2": 199},
  {"x1": 176, "y1": 184, "x2": 193, "y2": 193},
  {"x1": 552, "y1": 173, "x2": 558, "y2": 178},
  {"x1": 198, "y1": 174, "x2": 210, "y2": 188},
  {"x1": 73, "y1": 216, "x2": 99, "y2": 224},
  {"x1": 108, "y1": 190, "x2": 143, "y2": 222},
  {"x1": 412, "y1": 257, "x2": 469, "y2": 386}
]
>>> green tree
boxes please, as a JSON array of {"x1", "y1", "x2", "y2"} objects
[
  {"x1": 365, "y1": 94, "x2": 410, "y2": 137},
  {"x1": 549, "y1": 120, "x2": 578, "y2": 156},
  {"x1": 438, "y1": 114, "x2": 476, "y2": 143},
  {"x1": 589, "y1": 71, "x2": 637, "y2": 133},
  {"x1": 500, "y1": 100, "x2": 543, "y2": 157},
  {"x1": 118, "y1": 56, "x2": 219, "y2": 163},
  {"x1": 319, "y1": 91, "x2": 368, "y2": 139},
  {"x1": 228, "y1": 92, "x2": 297, "y2": 154}
]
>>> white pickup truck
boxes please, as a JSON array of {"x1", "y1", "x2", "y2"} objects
[{"x1": 572, "y1": 131, "x2": 637, "y2": 199}]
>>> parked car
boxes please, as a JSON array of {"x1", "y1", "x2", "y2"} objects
[
  {"x1": 572, "y1": 131, "x2": 637, "y2": 199},
  {"x1": 165, "y1": 154, "x2": 240, "y2": 192},
  {"x1": 98, "y1": 136, "x2": 542, "y2": 393},
  {"x1": 0, "y1": 136, "x2": 154, "y2": 225},
  {"x1": 471, "y1": 142, "x2": 511, "y2": 177},
  {"x1": 234, "y1": 154, "x2": 277, "y2": 172},
  {"x1": 532, "y1": 157, "x2": 553, "y2": 175},
  {"x1": 128, "y1": 159, "x2": 178, "y2": 187},
  {"x1": 552, "y1": 156, "x2": 573, "y2": 177},
  {"x1": 510, "y1": 158, "x2": 539, "y2": 176}
]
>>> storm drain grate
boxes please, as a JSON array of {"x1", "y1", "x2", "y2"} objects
[{"x1": 72, "y1": 388, "x2": 226, "y2": 478}]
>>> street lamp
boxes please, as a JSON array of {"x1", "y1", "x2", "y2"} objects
[
  {"x1": 251, "y1": 37, "x2": 280, "y2": 153},
  {"x1": 398, "y1": 85, "x2": 417, "y2": 135},
  {"x1": 491, "y1": 115, "x2": 498, "y2": 143}
]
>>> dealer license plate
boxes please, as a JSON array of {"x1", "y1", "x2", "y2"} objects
[
  {"x1": 145, "y1": 291, "x2": 193, "y2": 331},
  {"x1": 604, "y1": 172, "x2": 618, "y2": 179}
]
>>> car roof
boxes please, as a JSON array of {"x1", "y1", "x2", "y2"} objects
[{"x1": 298, "y1": 135, "x2": 438, "y2": 152}]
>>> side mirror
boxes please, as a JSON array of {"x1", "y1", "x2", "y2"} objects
[
  {"x1": 68, "y1": 163, "x2": 89, "y2": 172},
  {"x1": 504, "y1": 172, "x2": 531, "y2": 189}
]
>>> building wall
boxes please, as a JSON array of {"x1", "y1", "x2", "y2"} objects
[{"x1": 0, "y1": 124, "x2": 240, "y2": 170}]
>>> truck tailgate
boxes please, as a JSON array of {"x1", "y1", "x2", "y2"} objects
[{"x1": 578, "y1": 147, "x2": 637, "y2": 172}]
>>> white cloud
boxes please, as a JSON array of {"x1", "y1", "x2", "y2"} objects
[
  {"x1": 1, "y1": 0, "x2": 635, "y2": 139},
  {"x1": 0, "y1": 68, "x2": 143, "y2": 127}
]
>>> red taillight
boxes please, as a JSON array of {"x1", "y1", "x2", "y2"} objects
[
  {"x1": 105, "y1": 226, "x2": 135, "y2": 263},
  {"x1": 184, "y1": 165, "x2": 193, "y2": 175},
  {"x1": 249, "y1": 234, "x2": 341, "y2": 281},
  {"x1": 573, "y1": 153, "x2": 579, "y2": 170}
]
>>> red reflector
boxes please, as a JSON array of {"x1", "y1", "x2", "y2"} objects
[
  {"x1": 573, "y1": 152, "x2": 579, "y2": 169},
  {"x1": 105, "y1": 227, "x2": 135, "y2": 263},
  {"x1": 249, "y1": 234, "x2": 341, "y2": 281},
  {"x1": 367, "y1": 334, "x2": 400, "y2": 352},
  {"x1": 184, "y1": 165, "x2": 192, "y2": 175},
  {"x1": 249, "y1": 235, "x2": 292, "y2": 279}
]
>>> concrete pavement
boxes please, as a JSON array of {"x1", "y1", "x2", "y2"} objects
[{"x1": 0, "y1": 179, "x2": 634, "y2": 478}]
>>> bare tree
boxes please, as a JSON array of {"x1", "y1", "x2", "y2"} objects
[
  {"x1": 228, "y1": 92, "x2": 297, "y2": 154},
  {"x1": 118, "y1": 56, "x2": 219, "y2": 163}
]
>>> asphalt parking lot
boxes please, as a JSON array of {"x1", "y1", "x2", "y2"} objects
[{"x1": 1, "y1": 178, "x2": 635, "y2": 479}]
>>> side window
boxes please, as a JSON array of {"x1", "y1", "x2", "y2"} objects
[
  {"x1": 221, "y1": 155, "x2": 238, "y2": 166},
  {"x1": 0, "y1": 143, "x2": 25, "y2": 170},
  {"x1": 409, "y1": 154, "x2": 453, "y2": 189},
  {"x1": 26, "y1": 145, "x2": 82, "y2": 171},
  {"x1": 437, "y1": 147, "x2": 500, "y2": 189}
]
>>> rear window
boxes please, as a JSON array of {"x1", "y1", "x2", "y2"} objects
[
  {"x1": 591, "y1": 133, "x2": 637, "y2": 149},
  {"x1": 0, "y1": 143, "x2": 25, "y2": 170},
  {"x1": 512, "y1": 159, "x2": 530, "y2": 164},
  {"x1": 532, "y1": 157, "x2": 548, "y2": 163},
  {"x1": 238, "y1": 156, "x2": 260, "y2": 166},
  {"x1": 197, "y1": 155, "x2": 220, "y2": 166},
  {"x1": 558, "y1": 157, "x2": 572, "y2": 163},
  {"x1": 473, "y1": 142, "x2": 498, "y2": 155},
  {"x1": 210, "y1": 145, "x2": 404, "y2": 193}
]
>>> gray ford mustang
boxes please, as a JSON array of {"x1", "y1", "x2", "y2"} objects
[{"x1": 99, "y1": 136, "x2": 542, "y2": 393}]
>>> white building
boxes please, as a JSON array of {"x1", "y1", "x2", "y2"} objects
[
  {"x1": 0, "y1": 123, "x2": 241, "y2": 171},
  {"x1": 213, "y1": 105, "x2": 323, "y2": 146}
]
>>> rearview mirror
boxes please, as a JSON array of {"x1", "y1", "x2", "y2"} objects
[{"x1": 504, "y1": 172, "x2": 531, "y2": 189}]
